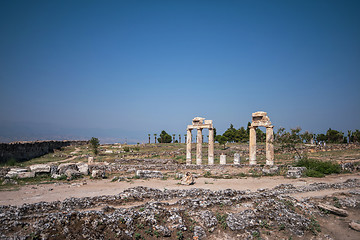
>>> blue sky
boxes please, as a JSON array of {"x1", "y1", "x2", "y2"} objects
[{"x1": 0, "y1": 0, "x2": 359, "y2": 143}]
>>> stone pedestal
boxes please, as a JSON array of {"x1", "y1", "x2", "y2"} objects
[
  {"x1": 234, "y1": 153, "x2": 240, "y2": 165},
  {"x1": 220, "y1": 154, "x2": 226, "y2": 164},
  {"x1": 208, "y1": 128, "x2": 214, "y2": 165},
  {"x1": 196, "y1": 128, "x2": 203, "y2": 165},
  {"x1": 249, "y1": 126, "x2": 257, "y2": 165},
  {"x1": 266, "y1": 126, "x2": 274, "y2": 165},
  {"x1": 186, "y1": 129, "x2": 192, "y2": 165}
]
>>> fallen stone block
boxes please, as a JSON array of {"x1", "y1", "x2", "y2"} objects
[
  {"x1": 17, "y1": 171, "x2": 35, "y2": 179},
  {"x1": 30, "y1": 164, "x2": 51, "y2": 174},
  {"x1": 58, "y1": 163, "x2": 77, "y2": 174},
  {"x1": 286, "y1": 167, "x2": 307, "y2": 178},
  {"x1": 317, "y1": 203, "x2": 348, "y2": 217},
  {"x1": 136, "y1": 170, "x2": 163, "y2": 179},
  {"x1": 262, "y1": 166, "x2": 279, "y2": 175},
  {"x1": 65, "y1": 169, "x2": 82, "y2": 180},
  {"x1": 5, "y1": 168, "x2": 29, "y2": 178},
  {"x1": 76, "y1": 162, "x2": 89, "y2": 175},
  {"x1": 92, "y1": 169, "x2": 106, "y2": 179}
]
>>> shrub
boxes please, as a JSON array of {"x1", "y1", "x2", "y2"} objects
[
  {"x1": 305, "y1": 169, "x2": 325, "y2": 178},
  {"x1": 295, "y1": 158, "x2": 340, "y2": 177}
]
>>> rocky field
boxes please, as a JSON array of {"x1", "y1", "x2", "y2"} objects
[{"x1": 1, "y1": 177, "x2": 360, "y2": 239}]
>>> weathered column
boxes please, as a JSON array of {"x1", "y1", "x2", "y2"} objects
[
  {"x1": 249, "y1": 126, "x2": 257, "y2": 165},
  {"x1": 266, "y1": 126, "x2": 274, "y2": 166},
  {"x1": 220, "y1": 154, "x2": 226, "y2": 164},
  {"x1": 196, "y1": 128, "x2": 203, "y2": 165},
  {"x1": 234, "y1": 153, "x2": 240, "y2": 165},
  {"x1": 208, "y1": 128, "x2": 214, "y2": 165},
  {"x1": 186, "y1": 129, "x2": 192, "y2": 165}
]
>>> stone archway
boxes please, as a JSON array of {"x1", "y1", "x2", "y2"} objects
[
  {"x1": 186, "y1": 117, "x2": 214, "y2": 165},
  {"x1": 249, "y1": 111, "x2": 274, "y2": 165}
]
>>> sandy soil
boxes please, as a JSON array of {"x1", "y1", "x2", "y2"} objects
[{"x1": 0, "y1": 173, "x2": 359, "y2": 206}]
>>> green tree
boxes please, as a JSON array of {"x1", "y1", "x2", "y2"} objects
[
  {"x1": 353, "y1": 129, "x2": 360, "y2": 142},
  {"x1": 148, "y1": 134, "x2": 151, "y2": 144},
  {"x1": 158, "y1": 130, "x2": 172, "y2": 143},
  {"x1": 300, "y1": 131, "x2": 313, "y2": 143},
  {"x1": 217, "y1": 135, "x2": 227, "y2": 150},
  {"x1": 275, "y1": 127, "x2": 302, "y2": 158},
  {"x1": 316, "y1": 133, "x2": 327, "y2": 142},
  {"x1": 237, "y1": 126, "x2": 248, "y2": 143},
  {"x1": 154, "y1": 134, "x2": 157, "y2": 143},
  {"x1": 326, "y1": 128, "x2": 344, "y2": 143},
  {"x1": 223, "y1": 124, "x2": 237, "y2": 142},
  {"x1": 89, "y1": 137, "x2": 100, "y2": 155}
]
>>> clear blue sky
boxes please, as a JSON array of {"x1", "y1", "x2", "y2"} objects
[{"x1": 0, "y1": 0, "x2": 359, "y2": 143}]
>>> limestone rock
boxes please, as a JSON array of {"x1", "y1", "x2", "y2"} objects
[
  {"x1": 92, "y1": 169, "x2": 106, "y2": 179},
  {"x1": 180, "y1": 172, "x2": 194, "y2": 185},
  {"x1": 76, "y1": 163, "x2": 89, "y2": 175},
  {"x1": 17, "y1": 171, "x2": 35, "y2": 178},
  {"x1": 65, "y1": 169, "x2": 81, "y2": 180},
  {"x1": 286, "y1": 167, "x2": 307, "y2": 178},
  {"x1": 88, "y1": 156, "x2": 94, "y2": 164},
  {"x1": 262, "y1": 166, "x2": 279, "y2": 175},
  {"x1": 317, "y1": 203, "x2": 348, "y2": 217},
  {"x1": 30, "y1": 164, "x2": 51, "y2": 174},
  {"x1": 58, "y1": 163, "x2": 77, "y2": 174},
  {"x1": 349, "y1": 221, "x2": 360, "y2": 231},
  {"x1": 51, "y1": 174, "x2": 63, "y2": 179},
  {"x1": 5, "y1": 168, "x2": 28, "y2": 178},
  {"x1": 136, "y1": 170, "x2": 163, "y2": 179}
]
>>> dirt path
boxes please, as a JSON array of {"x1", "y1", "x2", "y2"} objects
[
  {"x1": 0, "y1": 173, "x2": 359, "y2": 206},
  {"x1": 55, "y1": 148, "x2": 81, "y2": 164}
]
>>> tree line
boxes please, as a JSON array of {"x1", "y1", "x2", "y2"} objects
[{"x1": 149, "y1": 126, "x2": 360, "y2": 145}]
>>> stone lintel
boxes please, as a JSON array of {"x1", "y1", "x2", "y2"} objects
[{"x1": 187, "y1": 124, "x2": 212, "y2": 130}]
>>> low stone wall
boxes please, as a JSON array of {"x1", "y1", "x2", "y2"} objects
[{"x1": 0, "y1": 140, "x2": 88, "y2": 163}]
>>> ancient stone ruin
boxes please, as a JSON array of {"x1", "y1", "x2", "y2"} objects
[
  {"x1": 249, "y1": 111, "x2": 274, "y2": 165},
  {"x1": 186, "y1": 117, "x2": 214, "y2": 165}
]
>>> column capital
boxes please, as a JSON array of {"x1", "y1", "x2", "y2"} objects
[{"x1": 266, "y1": 125, "x2": 274, "y2": 129}]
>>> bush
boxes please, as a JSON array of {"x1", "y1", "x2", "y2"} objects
[
  {"x1": 305, "y1": 169, "x2": 325, "y2": 178},
  {"x1": 296, "y1": 158, "x2": 340, "y2": 177}
]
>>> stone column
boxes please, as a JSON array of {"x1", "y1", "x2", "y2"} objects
[
  {"x1": 208, "y1": 128, "x2": 214, "y2": 165},
  {"x1": 266, "y1": 126, "x2": 274, "y2": 166},
  {"x1": 220, "y1": 154, "x2": 226, "y2": 164},
  {"x1": 234, "y1": 153, "x2": 240, "y2": 165},
  {"x1": 196, "y1": 128, "x2": 203, "y2": 165},
  {"x1": 249, "y1": 126, "x2": 257, "y2": 165},
  {"x1": 186, "y1": 129, "x2": 192, "y2": 165}
]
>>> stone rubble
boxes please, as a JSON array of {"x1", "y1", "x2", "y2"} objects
[{"x1": 0, "y1": 179, "x2": 359, "y2": 239}]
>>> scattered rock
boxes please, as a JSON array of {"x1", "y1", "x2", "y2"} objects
[{"x1": 2, "y1": 178, "x2": 18, "y2": 185}]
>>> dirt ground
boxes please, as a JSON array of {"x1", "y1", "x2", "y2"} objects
[{"x1": 1, "y1": 173, "x2": 359, "y2": 206}]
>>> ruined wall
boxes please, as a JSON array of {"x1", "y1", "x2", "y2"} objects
[{"x1": 0, "y1": 140, "x2": 88, "y2": 163}]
